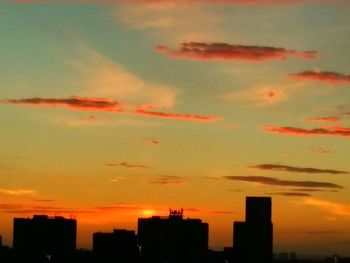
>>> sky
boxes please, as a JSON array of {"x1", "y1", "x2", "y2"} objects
[{"x1": 1, "y1": 0, "x2": 350, "y2": 256}]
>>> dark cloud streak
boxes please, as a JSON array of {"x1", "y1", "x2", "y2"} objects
[
  {"x1": 268, "y1": 192, "x2": 311, "y2": 197},
  {"x1": 251, "y1": 164, "x2": 348, "y2": 174},
  {"x1": 106, "y1": 162, "x2": 151, "y2": 169},
  {"x1": 224, "y1": 175, "x2": 343, "y2": 189}
]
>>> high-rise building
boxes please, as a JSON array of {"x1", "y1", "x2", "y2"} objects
[
  {"x1": 233, "y1": 197, "x2": 273, "y2": 263},
  {"x1": 13, "y1": 215, "x2": 76, "y2": 263},
  {"x1": 246, "y1": 196, "x2": 272, "y2": 224},
  {"x1": 138, "y1": 209, "x2": 208, "y2": 263},
  {"x1": 93, "y1": 229, "x2": 139, "y2": 263}
]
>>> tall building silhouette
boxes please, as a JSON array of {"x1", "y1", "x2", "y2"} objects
[
  {"x1": 13, "y1": 215, "x2": 76, "y2": 263},
  {"x1": 93, "y1": 229, "x2": 139, "y2": 263},
  {"x1": 138, "y1": 209, "x2": 208, "y2": 263},
  {"x1": 233, "y1": 197, "x2": 273, "y2": 263}
]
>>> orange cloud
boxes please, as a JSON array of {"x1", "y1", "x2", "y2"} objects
[
  {"x1": 263, "y1": 125, "x2": 350, "y2": 137},
  {"x1": 156, "y1": 42, "x2": 319, "y2": 61},
  {"x1": 289, "y1": 71, "x2": 350, "y2": 85}
]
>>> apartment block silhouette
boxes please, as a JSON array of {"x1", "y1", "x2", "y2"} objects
[
  {"x1": 93, "y1": 229, "x2": 139, "y2": 263},
  {"x1": 138, "y1": 209, "x2": 208, "y2": 263},
  {"x1": 13, "y1": 215, "x2": 76, "y2": 263}
]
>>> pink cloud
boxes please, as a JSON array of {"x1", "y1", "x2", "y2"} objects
[
  {"x1": 263, "y1": 125, "x2": 350, "y2": 137},
  {"x1": 156, "y1": 42, "x2": 319, "y2": 61},
  {"x1": 289, "y1": 71, "x2": 350, "y2": 85}
]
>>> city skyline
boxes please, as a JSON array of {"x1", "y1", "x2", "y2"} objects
[
  {"x1": 1, "y1": 0, "x2": 350, "y2": 256},
  {"x1": 3, "y1": 197, "x2": 267, "y2": 263}
]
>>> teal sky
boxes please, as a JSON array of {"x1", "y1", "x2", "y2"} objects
[{"x1": 1, "y1": 0, "x2": 350, "y2": 256}]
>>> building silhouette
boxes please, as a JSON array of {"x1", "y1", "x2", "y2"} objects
[
  {"x1": 13, "y1": 215, "x2": 76, "y2": 263},
  {"x1": 93, "y1": 229, "x2": 139, "y2": 263},
  {"x1": 138, "y1": 209, "x2": 208, "y2": 263},
  {"x1": 233, "y1": 197, "x2": 273, "y2": 263}
]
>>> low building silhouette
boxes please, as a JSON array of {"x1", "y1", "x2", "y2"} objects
[
  {"x1": 138, "y1": 209, "x2": 208, "y2": 263},
  {"x1": 233, "y1": 197, "x2": 273, "y2": 263},
  {"x1": 13, "y1": 215, "x2": 76, "y2": 263},
  {"x1": 93, "y1": 229, "x2": 139, "y2": 263}
]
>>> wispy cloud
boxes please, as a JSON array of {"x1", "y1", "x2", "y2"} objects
[
  {"x1": 0, "y1": 202, "x2": 92, "y2": 215},
  {"x1": 290, "y1": 188, "x2": 338, "y2": 193},
  {"x1": 134, "y1": 108, "x2": 218, "y2": 122},
  {"x1": 224, "y1": 85, "x2": 288, "y2": 106},
  {"x1": 94, "y1": 204, "x2": 145, "y2": 212},
  {"x1": 209, "y1": 210, "x2": 236, "y2": 215},
  {"x1": 156, "y1": 42, "x2": 319, "y2": 62},
  {"x1": 34, "y1": 199, "x2": 55, "y2": 202},
  {"x1": 0, "y1": 188, "x2": 36, "y2": 196},
  {"x1": 269, "y1": 192, "x2": 311, "y2": 197},
  {"x1": 305, "y1": 116, "x2": 340, "y2": 123},
  {"x1": 302, "y1": 231, "x2": 343, "y2": 235},
  {"x1": 224, "y1": 176, "x2": 343, "y2": 189},
  {"x1": 116, "y1": 2, "x2": 227, "y2": 42},
  {"x1": 148, "y1": 175, "x2": 186, "y2": 185},
  {"x1": 289, "y1": 71, "x2": 350, "y2": 85},
  {"x1": 263, "y1": 125, "x2": 350, "y2": 137},
  {"x1": 110, "y1": 176, "x2": 125, "y2": 182},
  {"x1": 303, "y1": 198, "x2": 350, "y2": 217},
  {"x1": 310, "y1": 147, "x2": 334, "y2": 154},
  {"x1": 1, "y1": 96, "x2": 123, "y2": 112},
  {"x1": 74, "y1": 48, "x2": 178, "y2": 109},
  {"x1": 106, "y1": 162, "x2": 151, "y2": 169},
  {"x1": 250, "y1": 164, "x2": 348, "y2": 174}
]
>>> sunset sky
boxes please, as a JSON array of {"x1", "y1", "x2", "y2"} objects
[{"x1": 1, "y1": 0, "x2": 350, "y2": 256}]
